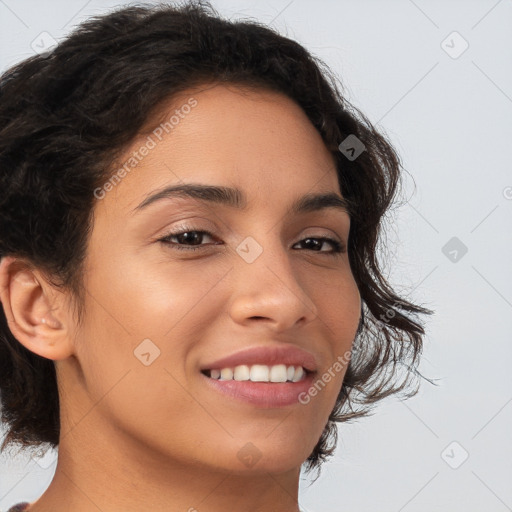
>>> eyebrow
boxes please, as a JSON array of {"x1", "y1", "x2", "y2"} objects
[{"x1": 132, "y1": 183, "x2": 350, "y2": 216}]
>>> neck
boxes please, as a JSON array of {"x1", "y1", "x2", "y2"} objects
[{"x1": 27, "y1": 419, "x2": 303, "y2": 512}]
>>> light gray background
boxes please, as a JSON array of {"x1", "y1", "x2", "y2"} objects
[{"x1": 1, "y1": 1, "x2": 511, "y2": 511}]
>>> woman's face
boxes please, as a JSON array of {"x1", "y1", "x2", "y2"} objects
[{"x1": 62, "y1": 84, "x2": 361, "y2": 475}]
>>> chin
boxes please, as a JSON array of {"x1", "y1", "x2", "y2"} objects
[{"x1": 221, "y1": 436, "x2": 314, "y2": 475}]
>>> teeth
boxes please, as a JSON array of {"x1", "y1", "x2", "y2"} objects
[
  {"x1": 220, "y1": 368, "x2": 233, "y2": 380},
  {"x1": 269, "y1": 364, "x2": 287, "y2": 382},
  {"x1": 207, "y1": 364, "x2": 307, "y2": 383},
  {"x1": 292, "y1": 366, "x2": 304, "y2": 383},
  {"x1": 233, "y1": 364, "x2": 250, "y2": 381},
  {"x1": 250, "y1": 364, "x2": 269, "y2": 382}
]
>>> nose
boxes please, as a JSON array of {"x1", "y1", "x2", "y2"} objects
[{"x1": 228, "y1": 240, "x2": 319, "y2": 332}]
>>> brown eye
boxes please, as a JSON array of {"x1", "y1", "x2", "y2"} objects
[
  {"x1": 293, "y1": 237, "x2": 346, "y2": 255},
  {"x1": 159, "y1": 228, "x2": 220, "y2": 251}
]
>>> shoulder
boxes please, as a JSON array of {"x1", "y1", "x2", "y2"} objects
[{"x1": 7, "y1": 503, "x2": 31, "y2": 512}]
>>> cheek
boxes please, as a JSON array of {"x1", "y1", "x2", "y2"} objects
[
  {"x1": 310, "y1": 271, "x2": 360, "y2": 396},
  {"x1": 70, "y1": 289, "x2": 217, "y2": 460},
  {"x1": 74, "y1": 255, "x2": 234, "y2": 424},
  {"x1": 92, "y1": 247, "x2": 231, "y2": 336},
  {"x1": 309, "y1": 267, "x2": 361, "y2": 342}
]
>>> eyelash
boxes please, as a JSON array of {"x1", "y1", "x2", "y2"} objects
[{"x1": 158, "y1": 228, "x2": 346, "y2": 255}]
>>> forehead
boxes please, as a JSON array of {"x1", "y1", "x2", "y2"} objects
[{"x1": 98, "y1": 83, "x2": 340, "y2": 215}]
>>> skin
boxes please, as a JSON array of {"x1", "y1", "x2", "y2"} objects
[{"x1": 0, "y1": 84, "x2": 361, "y2": 512}]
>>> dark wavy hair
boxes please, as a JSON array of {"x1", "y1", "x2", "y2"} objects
[{"x1": 0, "y1": 0, "x2": 432, "y2": 475}]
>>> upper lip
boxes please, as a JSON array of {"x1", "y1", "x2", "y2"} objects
[{"x1": 200, "y1": 344, "x2": 318, "y2": 373}]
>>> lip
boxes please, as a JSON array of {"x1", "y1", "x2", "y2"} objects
[
  {"x1": 199, "y1": 344, "x2": 318, "y2": 408},
  {"x1": 200, "y1": 370, "x2": 316, "y2": 408},
  {"x1": 199, "y1": 344, "x2": 318, "y2": 372}
]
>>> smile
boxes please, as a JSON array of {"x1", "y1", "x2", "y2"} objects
[
  {"x1": 200, "y1": 366, "x2": 316, "y2": 408},
  {"x1": 202, "y1": 363, "x2": 307, "y2": 383}
]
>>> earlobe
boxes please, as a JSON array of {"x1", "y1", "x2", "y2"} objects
[{"x1": 0, "y1": 256, "x2": 73, "y2": 360}]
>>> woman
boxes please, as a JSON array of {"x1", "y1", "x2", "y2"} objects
[{"x1": 0, "y1": 2, "x2": 431, "y2": 511}]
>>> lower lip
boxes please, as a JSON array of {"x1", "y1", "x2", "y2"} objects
[{"x1": 200, "y1": 371, "x2": 316, "y2": 408}]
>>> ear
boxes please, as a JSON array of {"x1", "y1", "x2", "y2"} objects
[{"x1": 0, "y1": 256, "x2": 75, "y2": 361}]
